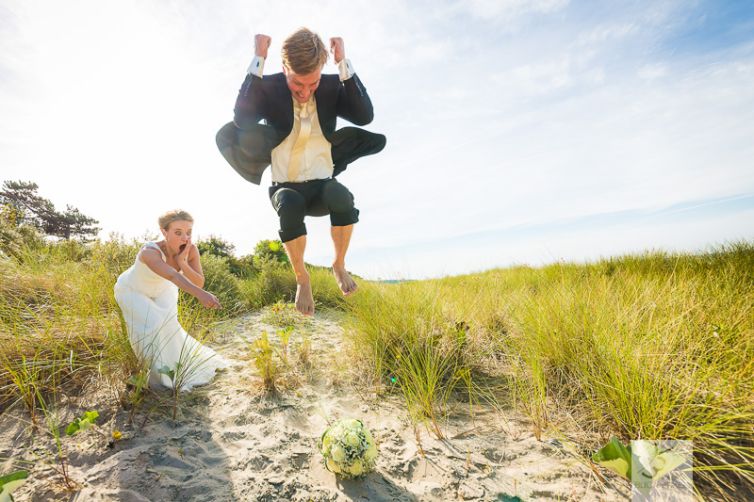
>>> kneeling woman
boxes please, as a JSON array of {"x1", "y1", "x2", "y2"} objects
[{"x1": 114, "y1": 209, "x2": 228, "y2": 390}]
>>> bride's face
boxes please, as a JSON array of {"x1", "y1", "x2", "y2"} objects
[{"x1": 161, "y1": 220, "x2": 193, "y2": 254}]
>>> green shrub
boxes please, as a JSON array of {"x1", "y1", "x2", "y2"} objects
[
  {"x1": 88, "y1": 236, "x2": 142, "y2": 278},
  {"x1": 240, "y1": 262, "x2": 296, "y2": 309}
]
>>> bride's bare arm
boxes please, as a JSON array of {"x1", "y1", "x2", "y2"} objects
[
  {"x1": 176, "y1": 244, "x2": 205, "y2": 288},
  {"x1": 139, "y1": 248, "x2": 220, "y2": 308}
]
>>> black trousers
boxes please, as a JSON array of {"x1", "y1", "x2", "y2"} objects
[{"x1": 269, "y1": 178, "x2": 359, "y2": 242}]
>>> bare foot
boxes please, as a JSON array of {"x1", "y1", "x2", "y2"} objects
[
  {"x1": 332, "y1": 265, "x2": 358, "y2": 296},
  {"x1": 295, "y1": 278, "x2": 315, "y2": 316}
]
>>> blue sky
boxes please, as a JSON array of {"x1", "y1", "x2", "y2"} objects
[{"x1": 1, "y1": 0, "x2": 753, "y2": 279}]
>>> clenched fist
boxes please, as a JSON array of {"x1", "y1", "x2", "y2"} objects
[
  {"x1": 329, "y1": 37, "x2": 345, "y2": 64},
  {"x1": 255, "y1": 34, "x2": 272, "y2": 58}
]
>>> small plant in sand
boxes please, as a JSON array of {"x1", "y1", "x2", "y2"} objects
[
  {"x1": 251, "y1": 331, "x2": 278, "y2": 393},
  {"x1": 36, "y1": 393, "x2": 74, "y2": 490},
  {"x1": 320, "y1": 418, "x2": 378, "y2": 478},
  {"x1": 65, "y1": 410, "x2": 99, "y2": 436},
  {"x1": 37, "y1": 391, "x2": 100, "y2": 492},
  {"x1": 248, "y1": 327, "x2": 306, "y2": 392},
  {"x1": 123, "y1": 368, "x2": 149, "y2": 424},
  {"x1": 0, "y1": 469, "x2": 29, "y2": 502},
  {"x1": 57, "y1": 410, "x2": 99, "y2": 490},
  {"x1": 157, "y1": 363, "x2": 182, "y2": 420}
]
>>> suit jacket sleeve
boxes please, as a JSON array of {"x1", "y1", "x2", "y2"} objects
[
  {"x1": 233, "y1": 74, "x2": 269, "y2": 129},
  {"x1": 335, "y1": 74, "x2": 374, "y2": 126}
]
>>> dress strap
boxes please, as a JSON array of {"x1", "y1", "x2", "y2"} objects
[{"x1": 143, "y1": 241, "x2": 166, "y2": 261}]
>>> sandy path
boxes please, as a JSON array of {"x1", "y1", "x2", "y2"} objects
[{"x1": 1, "y1": 312, "x2": 628, "y2": 501}]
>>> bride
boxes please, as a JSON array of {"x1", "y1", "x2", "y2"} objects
[{"x1": 114, "y1": 209, "x2": 228, "y2": 390}]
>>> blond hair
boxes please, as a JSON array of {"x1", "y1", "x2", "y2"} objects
[
  {"x1": 281, "y1": 27, "x2": 328, "y2": 75},
  {"x1": 158, "y1": 209, "x2": 193, "y2": 230}
]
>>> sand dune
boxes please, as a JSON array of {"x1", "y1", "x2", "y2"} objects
[{"x1": 1, "y1": 312, "x2": 629, "y2": 501}]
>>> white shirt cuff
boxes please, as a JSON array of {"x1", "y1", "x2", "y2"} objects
[
  {"x1": 247, "y1": 55, "x2": 265, "y2": 77},
  {"x1": 338, "y1": 58, "x2": 355, "y2": 81}
]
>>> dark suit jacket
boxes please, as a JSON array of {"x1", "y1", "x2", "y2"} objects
[{"x1": 216, "y1": 71, "x2": 386, "y2": 185}]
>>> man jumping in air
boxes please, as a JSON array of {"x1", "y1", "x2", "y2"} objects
[{"x1": 217, "y1": 27, "x2": 385, "y2": 315}]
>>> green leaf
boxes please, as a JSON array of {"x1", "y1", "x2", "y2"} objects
[
  {"x1": 0, "y1": 469, "x2": 29, "y2": 502},
  {"x1": 66, "y1": 410, "x2": 99, "y2": 436},
  {"x1": 65, "y1": 419, "x2": 81, "y2": 436},
  {"x1": 157, "y1": 365, "x2": 175, "y2": 381},
  {"x1": 82, "y1": 410, "x2": 99, "y2": 423},
  {"x1": 592, "y1": 437, "x2": 632, "y2": 479}
]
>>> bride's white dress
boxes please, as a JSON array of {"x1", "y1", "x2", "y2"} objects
[{"x1": 114, "y1": 242, "x2": 228, "y2": 390}]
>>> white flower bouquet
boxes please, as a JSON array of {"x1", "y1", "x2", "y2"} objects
[{"x1": 320, "y1": 418, "x2": 378, "y2": 478}]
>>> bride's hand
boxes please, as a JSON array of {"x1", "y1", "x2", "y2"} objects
[
  {"x1": 178, "y1": 238, "x2": 192, "y2": 264},
  {"x1": 198, "y1": 290, "x2": 222, "y2": 309}
]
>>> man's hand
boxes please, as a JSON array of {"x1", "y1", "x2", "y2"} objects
[
  {"x1": 255, "y1": 34, "x2": 272, "y2": 58},
  {"x1": 330, "y1": 37, "x2": 345, "y2": 64}
]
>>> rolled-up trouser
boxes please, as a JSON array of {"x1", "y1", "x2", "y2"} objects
[{"x1": 269, "y1": 178, "x2": 359, "y2": 242}]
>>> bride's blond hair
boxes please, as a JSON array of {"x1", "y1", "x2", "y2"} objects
[{"x1": 158, "y1": 209, "x2": 193, "y2": 230}]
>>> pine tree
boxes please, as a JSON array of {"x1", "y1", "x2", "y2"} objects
[{"x1": 0, "y1": 180, "x2": 100, "y2": 241}]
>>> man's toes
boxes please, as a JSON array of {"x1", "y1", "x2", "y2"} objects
[{"x1": 338, "y1": 279, "x2": 349, "y2": 295}]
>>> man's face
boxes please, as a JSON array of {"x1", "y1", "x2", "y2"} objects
[{"x1": 284, "y1": 65, "x2": 322, "y2": 103}]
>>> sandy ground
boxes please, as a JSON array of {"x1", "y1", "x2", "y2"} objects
[{"x1": 0, "y1": 311, "x2": 630, "y2": 501}]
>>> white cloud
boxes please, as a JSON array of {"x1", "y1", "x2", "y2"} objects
[
  {"x1": 575, "y1": 23, "x2": 638, "y2": 46},
  {"x1": 503, "y1": 57, "x2": 575, "y2": 95},
  {"x1": 638, "y1": 63, "x2": 668, "y2": 80}
]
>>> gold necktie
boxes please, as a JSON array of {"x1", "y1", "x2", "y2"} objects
[{"x1": 287, "y1": 100, "x2": 313, "y2": 181}]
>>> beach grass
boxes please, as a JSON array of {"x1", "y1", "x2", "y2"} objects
[
  {"x1": 1, "y1": 231, "x2": 752, "y2": 498},
  {"x1": 341, "y1": 241, "x2": 754, "y2": 498},
  {"x1": 0, "y1": 237, "x2": 242, "y2": 414}
]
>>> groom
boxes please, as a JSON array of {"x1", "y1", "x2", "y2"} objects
[{"x1": 217, "y1": 28, "x2": 385, "y2": 315}]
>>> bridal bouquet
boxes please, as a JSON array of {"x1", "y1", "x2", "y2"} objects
[{"x1": 320, "y1": 418, "x2": 378, "y2": 478}]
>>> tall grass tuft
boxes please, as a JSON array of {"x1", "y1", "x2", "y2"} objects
[
  {"x1": 251, "y1": 331, "x2": 278, "y2": 393},
  {"x1": 344, "y1": 283, "x2": 488, "y2": 437}
]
